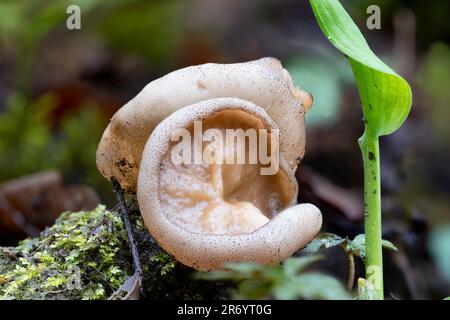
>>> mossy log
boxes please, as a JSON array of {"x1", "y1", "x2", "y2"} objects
[{"x1": 0, "y1": 205, "x2": 229, "y2": 300}]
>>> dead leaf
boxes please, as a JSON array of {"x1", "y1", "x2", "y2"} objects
[{"x1": 0, "y1": 171, "x2": 100, "y2": 239}]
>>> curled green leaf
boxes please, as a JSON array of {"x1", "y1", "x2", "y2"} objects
[{"x1": 309, "y1": 0, "x2": 412, "y2": 137}]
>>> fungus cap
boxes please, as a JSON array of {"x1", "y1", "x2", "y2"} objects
[
  {"x1": 97, "y1": 57, "x2": 312, "y2": 193},
  {"x1": 137, "y1": 98, "x2": 321, "y2": 271}
]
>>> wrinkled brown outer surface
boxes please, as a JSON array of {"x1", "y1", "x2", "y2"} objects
[
  {"x1": 97, "y1": 57, "x2": 308, "y2": 193},
  {"x1": 137, "y1": 98, "x2": 321, "y2": 271}
]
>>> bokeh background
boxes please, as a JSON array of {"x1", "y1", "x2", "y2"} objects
[{"x1": 0, "y1": 0, "x2": 449, "y2": 299}]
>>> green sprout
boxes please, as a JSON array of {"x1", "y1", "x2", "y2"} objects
[
  {"x1": 302, "y1": 233, "x2": 397, "y2": 292},
  {"x1": 310, "y1": 0, "x2": 412, "y2": 299}
]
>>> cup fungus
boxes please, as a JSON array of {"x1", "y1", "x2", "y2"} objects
[{"x1": 97, "y1": 58, "x2": 322, "y2": 271}]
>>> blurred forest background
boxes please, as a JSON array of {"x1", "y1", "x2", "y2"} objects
[{"x1": 0, "y1": 0, "x2": 449, "y2": 299}]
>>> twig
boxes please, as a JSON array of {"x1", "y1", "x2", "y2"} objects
[
  {"x1": 346, "y1": 252, "x2": 355, "y2": 291},
  {"x1": 110, "y1": 176, "x2": 144, "y2": 296}
]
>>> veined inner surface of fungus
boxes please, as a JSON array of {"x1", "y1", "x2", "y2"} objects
[{"x1": 159, "y1": 109, "x2": 294, "y2": 235}]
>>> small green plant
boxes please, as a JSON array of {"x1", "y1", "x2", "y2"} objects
[
  {"x1": 195, "y1": 256, "x2": 350, "y2": 300},
  {"x1": 302, "y1": 233, "x2": 397, "y2": 291},
  {"x1": 310, "y1": 0, "x2": 412, "y2": 299}
]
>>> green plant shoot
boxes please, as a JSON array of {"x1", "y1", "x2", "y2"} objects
[{"x1": 309, "y1": 0, "x2": 412, "y2": 299}]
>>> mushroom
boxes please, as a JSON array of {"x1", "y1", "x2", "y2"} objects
[
  {"x1": 96, "y1": 58, "x2": 322, "y2": 271},
  {"x1": 97, "y1": 57, "x2": 313, "y2": 193}
]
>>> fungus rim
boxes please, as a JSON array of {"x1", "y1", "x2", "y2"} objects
[{"x1": 137, "y1": 97, "x2": 322, "y2": 271}]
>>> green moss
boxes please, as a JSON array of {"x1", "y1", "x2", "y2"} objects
[
  {"x1": 150, "y1": 252, "x2": 176, "y2": 277},
  {"x1": 0, "y1": 205, "x2": 132, "y2": 300},
  {"x1": 0, "y1": 204, "x2": 229, "y2": 300}
]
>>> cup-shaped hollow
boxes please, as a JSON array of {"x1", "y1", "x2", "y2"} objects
[{"x1": 137, "y1": 97, "x2": 321, "y2": 271}]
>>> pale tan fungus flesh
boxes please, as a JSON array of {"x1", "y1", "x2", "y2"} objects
[{"x1": 160, "y1": 110, "x2": 294, "y2": 235}]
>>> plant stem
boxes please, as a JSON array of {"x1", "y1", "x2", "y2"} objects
[
  {"x1": 346, "y1": 252, "x2": 355, "y2": 291},
  {"x1": 359, "y1": 132, "x2": 383, "y2": 300}
]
